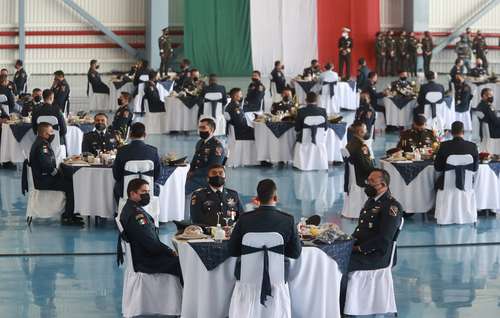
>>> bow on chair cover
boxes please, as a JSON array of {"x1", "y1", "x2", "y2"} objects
[
  {"x1": 322, "y1": 81, "x2": 337, "y2": 98},
  {"x1": 424, "y1": 94, "x2": 443, "y2": 118},
  {"x1": 21, "y1": 159, "x2": 29, "y2": 195},
  {"x1": 240, "y1": 244, "x2": 284, "y2": 306},
  {"x1": 343, "y1": 156, "x2": 354, "y2": 194},
  {"x1": 444, "y1": 163, "x2": 475, "y2": 190},
  {"x1": 303, "y1": 123, "x2": 321, "y2": 144},
  {"x1": 123, "y1": 169, "x2": 154, "y2": 179},
  {"x1": 204, "y1": 98, "x2": 224, "y2": 118}
]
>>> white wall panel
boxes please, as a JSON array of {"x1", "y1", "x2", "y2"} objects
[
  {"x1": 0, "y1": 0, "x2": 17, "y2": 28},
  {"x1": 429, "y1": 0, "x2": 500, "y2": 32},
  {"x1": 380, "y1": 0, "x2": 404, "y2": 30}
]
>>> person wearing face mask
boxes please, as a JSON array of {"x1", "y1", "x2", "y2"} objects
[
  {"x1": 354, "y1": 92, "x2": 376, "y2": 140},
  {"x1": 119, "y1": 178, "x2": 181, "y2": 278},
  {"x1": 29, "y1": 123, "x2": 82, "y2": 225},
  {"x1": 190, "y1": 164, "x2": 243, "y2": 226},
  {"x1": 346, "y1": 121, "x2": 374, "y2": 188},
  {"x1": 476, "y1": 88, "x2": 500, "y2": 140},
  {"x1": 303, "y1": 59, "x2": 321, "y2": 78},
  {"x1": 362, "y1": 72, "x2": 387, "y2": 114},
  {"x1": 113, "y1": 122, "x2": 161, "y2": 203},
  {"x1": 81, "y1": 113, "x2": 117, "y2": 156},
  {"x1": 245, "y1": 70, "x2": 266, "y2": 112},
  {"x1": 31, "y1": 88, "x2": 43, "y2": 112},
  {"x1": 224, "y1": 87, "x2": 254, "y2": 140},
  {"x1": 31, "y1": 89, "x2": 67, "y2": 146},
  {"x1": 112, "y1": 92, "x2": 133, "y2": 139},
  {"x1": 390, "y1": 70, "x2": 411, "y2": 96},
  {"x1": 397, "y1": 115, "x2": 437, "y2": 152},
  {"x1": 271, "y1": 87, "x2": 294, "y2": 115},
  {"x1": 186, "y1": 117, "x2": 226, "y2": 195},
  {"x1": 468, "y1": 57, "x2": 487, "y2": 78},
  {"x1": 270, "y1": 60, "x2": 287, "y2": 96},
  {"x1": 385, "y1": 30, "x2": 397, "y2": 76},
  {"x1": 51, "y1": 70, "x2": 70, "y2": 114},
  {"x1": 13, "y1": 59, "x2": 27, "y2": 96},
  {"x1": 473, "y1": 30, "x2": 488, "y2": 72},
  {"x1": 338, "y1": 27, "x2": 353, "y2": 79},
  {"x1": 87, "y1": 59, "x2": 110, "y2": 96},
  {"x1": 143, "y1": 70, "x2": 166, "y2": 112}
]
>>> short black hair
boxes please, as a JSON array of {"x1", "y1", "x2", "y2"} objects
[
  {"x1": 127, "y1": 178, "x2": 149, "y2": 197},
  {"x1": 455, "y1": 58, "x2": 463, "y2": 65},
  {"x1": 257, "y1": 179, "x2": 277, "y2": 203},
  {"x1": 94, "y1": 112, "x2": 108, "y2": 120},
  {"x1": 399, "y1": 69, "x2": 407, "y2": 74},
  {"x1": 252, "y1": 70, "x2": 261, "y2": 77},
  {"x1": 414, "y1": 114, "x2": 427, "y2": 126},
  {"x1": 451, "y1": 121, "x2": 464, "y2": 135},
  {"x1": 358, "y1": 58, "x2": 366, "y2": 65},
  {"x1": 15, "y1": 59, "x2": 23, "y2": 66},
  {"x1": 0, "y1": 74, "x2": 7, "y2": 83},
  {"x1": 90, "y1": 59, "x2": 97, "y2": 66},
  {"x1": 368, "y1": 71, "x2": 378, "y2": 79},
  {"x1": 311, "y1": 59, "x2": 318, "y2": 65},
  {"x1": 229, "y1": 87, "x2": 241, "y2": 98},
  {"x1": 53, "y1": 70, "x2": 65, "y2": 77},
  {"x1": 325, "y1": 63, "x2": 333, "y2": 70},
  {"x1": 369, "y1": 168, "x2": 391, "y2": 187},
  {"x1": 42, "y1": 89, "x2": 54, "y2": 100},
  {"x1": 425, "y1": 71, "x2": 435, "y2": 81},
  {"x1": 481, "y1": 87, "x2": 492, "y2": 97},
  {"x1": 120, "y1": 91, "x2": 130, "y2": 100},
  {"x1": 306, "y1": 92, "x2": 317, "y2": 104},
  {"x1": 274, "y1": 60, "x2": 281, "y2": 67},
  {"x1": 130, "y1": 122, "x2": 146, "y2": 138},
  {"x1": 182, "y1": 58, "x2": 191, "y2": 65},
  {"x1": 148, "y1": 70, "x2": 158, "y2": 80},
  {"x1": 208, "y1": 164, "x2": 225, "y2": 174},
  {"x1": 32, "y1": 88, "x2": 42, "y2": 94},
  {"x1": 37, "y1": 122, "x2": 53, "y2": 135},
  {"x1": 200, "y1": 117, "x2": 216, "y2": 130}
]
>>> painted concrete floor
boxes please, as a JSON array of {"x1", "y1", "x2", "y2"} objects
[{"x1": 1, "y1": 76, "x2": 500, "y2": 317}]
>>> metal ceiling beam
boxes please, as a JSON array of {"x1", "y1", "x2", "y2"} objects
[
  {"x1": 433, "y1": 0, "x2": 500, "y2": 55},
  {"x1": 61, "y1": 0, "x2": 142, "y2": 58}
]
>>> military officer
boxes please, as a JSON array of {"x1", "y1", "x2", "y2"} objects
[
  {"x1": 13, "y1": 59, "x2": 27, "y2": 96},
  {"x1": 375, "y1": 32, "x2": 387, "y2": 76},
  {"x1": 87, "y1": 59, "x2": 110, "y2": 95},
  {"x1": 112, "y1": 92, "x2": 133, "y2": 139},
  {"x1": 158, "y1": 27, "x2": 173, "y2": 77},
  {"x1": 224, "y1": 87, "x2": 254, "y2": 140},
  {"x1": 303, "y1": 59, "x2": 321, "y2": 78},
  {"x1": 144, "y1": 71, "x2": 166, "y2": 112},
  {"x1": 0, "y1": 68, "x2": 18, "y2": 96},
  {"x1": 390, "y1": 70, "x2": 411, "y2": 95},
  {"x1": 119, "y1": 178, "x2": 181, "y2": 278},
  {"x1": 185, "y1": 117, "x2": 226, "y2": 194},
  {"x1": 0, "y1": 74, "x2": 15, "y2": 113},
  {"x1": 338, "y1": 27, "x2": 353, "y2": 79},
  {"x1": 346, "y1": 121, "x2": 374, "y2": 187},
  {"x1": 355, "y1": 92, "x2": 376, "y2": 140},
  {"x1": 181, "y1": 68, "x2": 205, "y2": 96},
  {"x1": 422, "y1": 31, "x2": 434, "y2": 74},
  {"x1": 190, "y1": 164, "x2": 244, "y2": 226},
  {"x1": 245, "y1": 70, "x2": 266, "y2": 112},
  {"x1": 270, "y1": 61, "x2": 286, "y2": 96},
  {"x1": 271, "y1": 87, "x2": 294, "y2": 115},
  {"x1": 454, "y1": 74, "x2": 472, "y2": 113},
  {"x1": 406, "y1": 32, "x2": 419, "y2": 76},
  {"x1": 31, "y1": 89, "x2": 67, "y2": 145},
  {"x1": 396, "y1": 31, "x2": 409, "y2": 73},
  {"x1": 362, "y1": 72, "x2": 387, "y2": 113},
  {"x1": 81, "y1": 113, "x2": 117, "y2": 156},
  {"x1": 175, "y1": 58, "x2": 191, "y2": 91},
  {"x1": 349, "y1": 169, "x2": 403, "y2": 271},
  {"x1": 385, "y1": 31, "x2": 397, "y2": 76},
  {"x1": 455, "y1": 35, "x2": 472, "y2": 71},
  {"x1": 473, "y1": 30, "x2": 488, "y2": 72},
  {"x1": 469, "y1": 58, "x2": 488, "y2": 78},
  {"x1": 476, "y1": 88, "x2": 500, "y2": 139},
  {"x1": 29, "y1": 123, "x2": 83, "y2": 225},
  {"x1": 356, "y1": 58, "x2": 370, "y2": 91},
  {"x1": 51, "y1": 70, "x2": 70, "y2": 114},
  {"x1": 450, "y1": 58, "x2": 466, "y2": 83},
  {"x1": 397, "y1": 115, "x2": 437, "y2": 152}
]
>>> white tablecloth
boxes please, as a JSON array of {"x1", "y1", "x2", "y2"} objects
[
  {"x1": 474, "y1": 163, "x2": 500, "y2": 211},
  {"x1": 0, "y1": 123, "x2": 35, "y2": 163},
  {"x1": 254, "y1": 122, "x2": 297, "y2": 163},
  {"x1": 383, "y1": 97, "x2": 417, "y2": 128},
  {"x1": 335, "y1": 81, "x2": 359, "y2": 110},
  {"x1": 109, "y1": 81, "x2": 135, "y2": 112},
  {"x1": 380, "y1": 160, "x2": 437, "y2": 213},
  {"x1": 326, "y1": 126, "x2": 347, "y2": 162},
  {"x1": 73, "y1": 167, "x2": 116, "y2": 217},
  {"x1": 158, "y1": 165, "x2": 189, "y2": 222},
  {"x1": 164, "y1": 97, "x2": 199, "y2": 132}
]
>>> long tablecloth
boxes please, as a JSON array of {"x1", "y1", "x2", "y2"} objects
[
  {"x1": 383, "y1": 97, "x2": 417, "y2": 128},
  {"x1": 164, "y1": 97, "x2": 199, "y2": 132}
]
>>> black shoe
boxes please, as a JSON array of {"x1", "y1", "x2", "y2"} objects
[
  {"x1": 2, "y1": 162, "x2": 16, "y2": 170},
  {"x1": 61, "y1": 216, "x2": 84, "y2": 226},
  {"x1": 260, "y1": 161, "x2": 273, "y2": 168}
]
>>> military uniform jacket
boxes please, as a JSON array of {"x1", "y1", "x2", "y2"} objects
[
  {"x1": 119, "y1": 199, "x2": 178, "y2": 275},
  {"x1": 455, "y1": 42, "x2": 472, "y2": 59},
  {"x1": 397, "y1": 128, "x2": 437, "y2": 152},
  {"x1": 477, "y1": 101, "x2": 500, "y2": 138},
  {"x1": 450, "y1": 65, "x2": 467, "y2": 80},
  {"x1": 51, "y1": 79, "x2": 70, "y2": 111},
  {"x1": 158, "y1": 35, "x2": 172, "y2": 57},
  {"x1": 406, "y1": 36, "x2": 418, "y2": 55},
  {"x1": 112, "y1": 105, "x2": 133, "y2": 137},
  {"x1": 246, "y1": 80, "x2": 265, "y2": 111},
  {"x1": 0, "y1": 85, "x2": 15, "y2": 113},
  {"x1": 396, "y1": 36, "x2": 408, "y2": 57},
  {"x1": 190, "y1": 186, "x2": 244, "y2": 226},
  {"x1": 375, "y1": 37, "x2": 386, "y2": 56},
  {"x1": 113, "y1": 140, "x2": 161, "y2": 183},
  {"x1": 385, "y1": 36, "x2": 397, "y2": 57},
  {"x1": 87, "y1": 69, "x2": 110, "y2": 95},
  {"x1": 362, "y1": 82, "x2": 385, "y2": 112},
  {"x1": 31, "y1": 104, "x2": 67, "y2": 144},
  {"x1": 270, "y1": 69, "x2": 286, "y2": 94},
  {"x1": 338, "y1": 36, "x2": 353, "y2": 55},
  {"x1": 82, "y1": 129, "x2": 117, "y2": 156},
  {"x1": 454, "y1": 82, "x2": 472, "y2": 112},
  {"x1": 422, "y1": 37, "x2": 433, "y2": 54},
  {"x1": 144, "y1": 81, "x2": 166, "y2": 112},
  {"x1": 303, "y1": 66, "x2": 321, "y2": 78},
  {"x1": 29, "y1": 136, "x2": 59, "y2": 190},
  {"x1": 14, "y1": 68, "x2": 27, "y2": 94},
  {"x1": 351, "y1": 191, "x2": 403, "y2": 270},
  {"x1": 224, "y1": 101, "x2": 254, "y2": 140},
  {"x1": 189, "y1": 137, "x2": 225, "y2": 180},
  {"x1": 472, "y1": 36, "x2": 487, "y2": 55},
  {"x1": 228, "y1": 205, "x2": 302, "y2": 259},
  {"x1": 346, "y1": 136, "x2": 374, "y2": 187},
  {"x1": 271, "y1": 100, "x2": 294, "y2": 115},
  {"x1": 390, "y1": 79, "x2": 410, "y2": 94}
]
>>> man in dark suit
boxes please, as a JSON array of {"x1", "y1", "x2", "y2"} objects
[
  {"x1": 270, "y1": 61, "x2": 286, "y2": 95},
  {"x1": 338, "y1": 27, "x2": 353, "y2": 79},
  {"x1": 362, "y1": 72, "x2": 386, "y2": 113},
  {"x1": 224, "y1": 87, "x2": 254, "y2": 140},
  {"x1": 87, "y1": 59, "x2": 110, "y2": 95},
  {"x1": 51, "y1": 70, "x2": 70, "y2": 114},
  {"x1": 355, "y1": 92, "x2": 376, "y2": 140},
  {"x1": 295, "y1": 92, "x2": 327, "y2": 143},
  {"x1": 13, "y1": 59, "x2": 28, "y2": 96},
  {"x1": 346, "y1": 121, "x2": 374, "y2": 188},
  {"x1": 469, "y1": 57, "x2": 488, "y2": 78},
  {"x1": 356, "y1": 58, "x2": 370, "y2": 91},
  {"x1": 415, "y1": 71, "x2": 445, "y2": 116},
  {"x1": 0, "y1": 68, "x2": 18, "y2": 96},
  {"x1": 434, "y1": 121, "x2": 479, "y2": 190},
  {"x1": 119, "y1": 178, "x2": 181, "y2": 277},
  {"x1": 81, "y1": 113, "x2": 117, "y2": 156},
  {"x1": 200, "y1": 74, "x2": 227, "y2": 118},
  {"x1": 245, "y1": 70, "x2": 266, "y2": 112},
  {"x1": 228, "y1": 179, "x2": 302, "y2": 259},
  {"x1": 32, "y1": 89, "x2": 67, "y2": 146},
  {"x1": 476, "y1": 88, "x2": 500, "y2": 140},
  {"x1": 303, "y1": 59, "x2": 321, "y2": 78},
  {"x1": 113, "y1": 122, "x2": 160, "y2": 203}
]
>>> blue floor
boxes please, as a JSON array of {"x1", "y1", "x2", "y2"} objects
[{"x1": 2, "y1": 112, "x2": 500, "y2": 317}]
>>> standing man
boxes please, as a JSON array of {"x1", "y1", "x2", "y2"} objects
[
  {"x1": 51, "y1": 70, "x2": 70, "y2": 114},
  {"x1": 396, "y1": 31, "x2": 409, "y2": 73},
  {"x1": 0, "y1": 74, "x2": 15, "y2": 114},
  {"x1": 456, "y1": 35, "x2": 472, "y2": 71},
  {"x1": 338, "y1": 27, "x2": 353, "y2": 79},
  {"x1": 270, "y1": 61, "x2": 286, "y2": 97},
  {"x1": 454, "y1": 75, "x2": 472, "y2": 113},
  {"x1": 87, "y1": 59, "x2": 110, "y2": 96},
  {"x1": 158, "y1": 27, "x2": 173, "y2": 77},
  {"x1": 407, "y1": 32, "x2": 419, "y2": 76},
  {"x1": 356, "y1": 58, "x2": 370, "y2": 91},
  {"x1": 473, "y1": 30, "x2": 488, "y2": 73},
  {"x1": 0, "y1": 69, "x2": 17, "y2": 96},
  {"x1": 375, "y1": 32, "x2": 387, "y2": 76},
  {"x1": 385, "y1": 31, "x2": 397, "y2": 76},
  {"x1": 422, "y1": 31, "x2": 434, "y2": 74},
  {"x1": 13, "y1": 59, "x2": 28, "y2": 96},
  {"x1": 143, "y1": 71, "x2": 166, "y2": 112},
  {"x1": 81, "y1": 113, "x2": 117, "y2": 156},
  {"x1": 245, "y1": 70, "x2": 266, "y2": 112}
]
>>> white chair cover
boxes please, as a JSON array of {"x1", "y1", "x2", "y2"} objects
[
  {"x1": 65, "y1": 126, "x2": 83, "y2": 156},
  {"x1": 320, "y1": 83, "x2": 339, "y2": 115},
  {"x1": 226, "y1": 125, "x2": 258, "y2": 167},
  {"x1": 115, "y1": 217, "x2": 182, "y2": 318},
  {"x1": 143, "y1": 98, "x2": 168, "y2": 134},
  {"x1": 435, "y1": 154, "x2": 477, "y2": 225},
  {"x1": 88, "y1": 84, "x2": 109, "y2": 112},
  {"x1": 270, "y1": 82, "x2": 281, "y2": 103},
  {"x1": 203, "y1": 92, "x2": 226, "y2": 136},
  {"x1": 374, "y1": 111, "x2": 386, "y2": 132},
  {"x1": 229, "y1": 232, "x2": 291, "y2": 318},
  {"x1": 423, "y1": 91, "x2": 455, "y2": 131},
  {"x1": 26, "y1": 166, "x2": 66, "y2": 219},
  {"x1": 133, "y1": 83, "x2": 146, "y2": 113},
  {"x1": 0, "y1": 94, "x2": 8, "y2": 115},
  {"x1": 344, "y1": 219, "x2": 404, "y2": 316},
  {"x1": 36, "y1": 115, "x2": 65, "y2": 164},
  {"x1": 341, "y1": 148, "x2": 367, "y2": 219},
  {"x1": 293, "y1": 116, "x2": 328, "y2": 171}
]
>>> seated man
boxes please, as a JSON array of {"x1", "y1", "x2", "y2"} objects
[
  {"x1": 362, "y1": 71, "x2": 386, "y2": 113},
  {"x1": 185, "y1": 117, "x2": 225, "y2": 194},
  {"x1": 119, "y1": 178, "x2": 181, "y2": 278},
  {"x1": 21, "y1": 88, "x2": 43, "y2": 117},
  {"x1": 143, "y1": 71, "x2": 165, "y2": 112},
  {"x1": 454, "y1": 74, "x2": 472, "y2": 113},
  {"x1": 397, "y1": 115, "x2": 437, "y2": 152},
  {"x1": 112, "y1": 91, "x2": 133, "y2": 139},
  {"x1": 270, "y1": 61, "x2": 286, "y2": 95},
  {"x1": 271, "y1": 87, "x2": 294, "y2": 115},
  {"x1": 190, "y1": 164, "x2": 244, "y2": 226},
  {"x1": 390, "y1": 70, "x2": 411, "y2": 95},
  {"x1": 29, "y1": 123, "x2": 83, "y2": 226},
  {"x1": 434, "y1": 121, "x2": 478, "y2": 190},
  {"x1": 475, "y1": 88, "x2": 500, "y2": 139},
  {"x1": 87, "y1": 59, "x2": 110, "y2": 95},
  {"x1": 469, "y1": 58, "x2": 488, "y2": 78},
  {"x1": 82, "y1": 113, "x2": 117, "y2": 156},
  {"x1": 355, "y1": 92, "x2": 376, "y2": 140},
  {"x1": 224, "y1": 87, "x2": 254, "y2": 140},
  {"x1": 303, "y1": 59, "x2": 321, "y2": 78},
  {"x1": 346, "y1": 121, "x2": 374, "y2": 188},
  {"x1": 228, "y1": 178, "x2": 302, "y2": 260},
  {"x1": 356, "y1": 58, "x2": 370, "y2": 91},
  {"x1": 32, "y1": 89, "x2": 67, "y2": 146},
  {"x1": 295, "y1": 92, "x2": 327, "y2": 143},
  {"x1": 415, "y1": 71, "x2": 445, "y2": 116},
  {"x1": 181, "y1": 68, "x2": 206, "y2": 96},
  {"x1": 113, "y1": 122, "x2": 160, "y2": 203},
  {"x1": 349, "y1": 168, "x2": 403, "y2": 271},
  {"x1": 200, "y1": 74, "x2": 227, "y2": 117},
  {"x1": 245, "y1": 70, "x2": 266, "y2": 112}
]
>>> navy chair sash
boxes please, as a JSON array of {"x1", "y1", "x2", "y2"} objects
[
  {"x1": 323, "y1": 81, "x2": 337, "y2": 98},
  {"x1": 303, "y1": 123, "x2": 322, "y2": 144},
  {"x1": 342, "y1": 156, "x2": 353, "y2": 194},
  {"x1": 204, "y1": 98, "x2": 224, "y2": 118},
  {"x1": 21, "y1": 159, "x2": 29, "y2": 195},
  {"x1": 444, "y1": 163, "x2": 476, "y2": 190},
  {"x1": 424, "y1": 97, "x2": 443, "y2": 118},
  {"x1": 123, "y1": 169, "x2": 154, "y2": 180}
]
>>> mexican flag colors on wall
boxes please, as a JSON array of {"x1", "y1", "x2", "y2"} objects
[{"x1": 184, "y1": 0, "x2": 380, "y2": 77}]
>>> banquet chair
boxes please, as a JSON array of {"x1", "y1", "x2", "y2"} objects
[
  {"x1": 341, "y1": 148, "x2": 367, "y2": 219},
  {"x1": 65, "y1": 126, "x2": 83, "y2": 157},
  {"x1": 293, "y1": 116, "x2": 328, "y2": 171},
  {"x1": 133, "y1": 75, "x2": 149, "y2": 113},
  {"x1": 455, "y1": 98, "x2": 473, "y2": 131},
  {"x1": 477, "y1": 114, "x2": 500, "y2": 154},
  {"x1": 269, "y1": 82, "x2": 281, "y2": 103},
  {"x1": 25, "y1": 164, "x2": 66, "y2": 225},
  {"x1": 374, "y1": 111, "x2": 386, "y2": 133},
  {"x1": 36, "y1": 115, "x2": 66, "y2": 164},
  {"x1": 115, "y1": 217, "x2": 182, "y2": 318},
  {"x1": 0, "y1": 94, "x2": 9, "y2": 115},
  {"x1": 87, "y1": 84, "x2": 109, "y2": 112},
  {"x1": 320, "y1": 81, "x2": 339, "y2": 115},
  {"x1": 202, "y1": 92, "x2": 226, "y2": 136},
  {"x1": 435, "y1": 154, "x2": 477, "y2": 225},
  {"x1": 229, "y1": 232, "x2": 291, "y2": 318},
  {"x1": 423, "y1": 91, "x2": 446, "y2": 131},
  {"x1": 225, "y1": 125, "x2": 258, "y2": 167},
  {"x1": 117, "y1": 160, "x2": 160, "y2": 227},
  {"x1": 344, "y1": 218, "x2": 404, "y2": 316},
  {"x1": 142, "y1": 96, "x2": 166, "y2": 134}
]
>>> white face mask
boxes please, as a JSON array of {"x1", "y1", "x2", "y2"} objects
[{"x1": 342, "y1": 32, "x2": 348, "y2": 38}]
